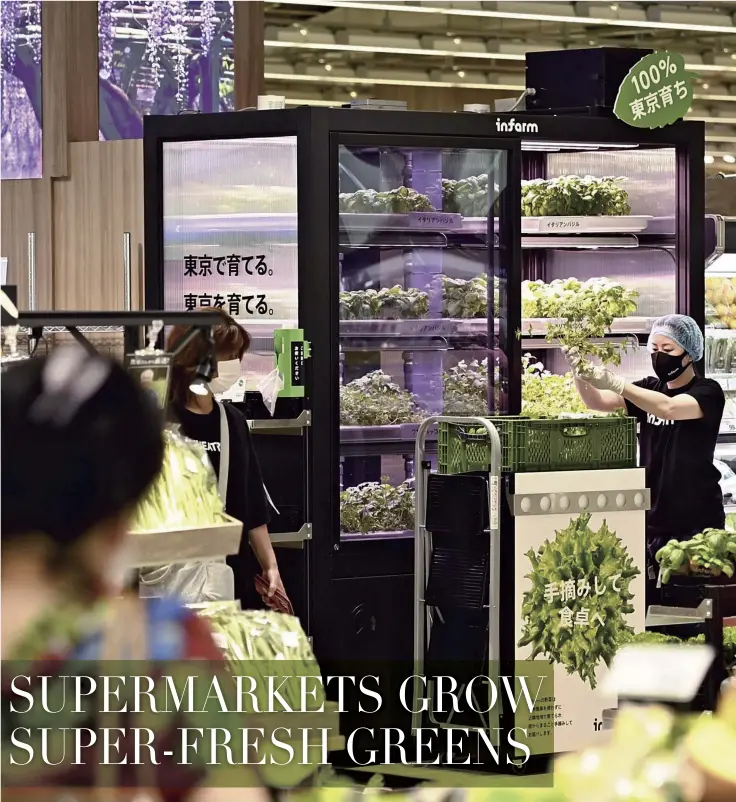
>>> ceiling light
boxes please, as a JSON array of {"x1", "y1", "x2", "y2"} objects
[
  {"x1": 705, "y1": 155, "x2": 715, "y2": 164},
  {"x1": 349, "y1": 90, "x2": 357, "y2": 98},
  {"x1": 299, "y1": 28, "x2": 308, "y2": 36},
  {"x1": 324, "y1": 63, "x2": 332, "y2": 71},
  {"x1": 458, "y1": 70, "x2": 466, "y2": 78},
  {"x1": 723, "y1": 154, "x2": 736, "y2": 163},
  {"x1": 694, "y1": 93, "x2": 736, "y2": 103},
  {"x1": 453, "y1": 37, "x2": 462, "y2": 45},
  {"x1": 702, "y1": 83, "x2": 710, "y2": 90},
  {"x1": 609, "y1": 3, "x2": 618, "y2": 9},
  {"x1": 264, "y1": 39, "x2": 736, "y2": 75},
  {"x1": 265, "y1": 72, "x2": 525, "y2": 91},
  {"x1": 272, "y1": 0, "x2": 736, "y2": 35}
]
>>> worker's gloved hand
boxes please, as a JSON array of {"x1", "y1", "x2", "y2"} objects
[
  {"x1": 562, "y1": 347, "x2": 626, "y2": 394},
  {"x1": 579, "y1": 365, "x2": 626, "y2": 395}
]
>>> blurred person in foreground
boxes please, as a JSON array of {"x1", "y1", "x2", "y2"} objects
[
  {"x1": 569, "y1": 314, "x2": 725, "y2": 609},
  {"x1": 1, "y1": 348, "x2": 266, "y2": 802}
]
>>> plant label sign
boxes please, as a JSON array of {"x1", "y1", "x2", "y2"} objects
[{"x1": 614, "y1": 51, "x2": 697, "y2": 129}]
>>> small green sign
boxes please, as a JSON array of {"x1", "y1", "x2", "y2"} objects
[{"x1": 614, "y1": 51, "x2": 697, "y2": 129}]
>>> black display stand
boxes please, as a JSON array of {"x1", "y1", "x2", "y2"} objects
[
  {"x1": 142, "y1": 105, "x2": 706, "y2": 760},
  {"x1": 661, "y1": 582, "x2": 736, "y2": 709}
]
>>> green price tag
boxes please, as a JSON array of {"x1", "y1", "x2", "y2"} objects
[{"x1": 614, "y1": 51, "x2": 698, "y2": 129}]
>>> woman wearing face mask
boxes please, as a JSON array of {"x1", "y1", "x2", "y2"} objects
[
  {"x1": 1, "y1": 349, "x2": 268, "y2": 801},
  {"x1": 161, "y1": 308, "x2": 287, "y2": 610},
  {"x1": 569, "y1": 314, "x2": 725, "y2": 606}
]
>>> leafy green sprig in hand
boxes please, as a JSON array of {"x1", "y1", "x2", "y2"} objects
[
  {"x1": 522, "y1": 278, "x2": 639, "y2": 371},
  {"x1": 340, "y1": 480, "x2": 415, "y2": 534},
  {"x1": 340, "y1": 370, "x2": 423, "y2": 426}
]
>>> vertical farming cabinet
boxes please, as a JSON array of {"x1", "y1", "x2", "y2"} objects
[{"x1": 144, "y1": 106, "x2": 704, "y2": 762}]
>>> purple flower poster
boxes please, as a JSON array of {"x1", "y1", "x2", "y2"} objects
[
  {"x1": 1, "y1": 0, "x2": 42, "y2": 180},
  {"x1": 99, "y1": 1, "x2": 235, "y2": 140}
]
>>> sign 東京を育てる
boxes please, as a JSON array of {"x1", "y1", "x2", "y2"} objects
[{"x1": 614, "y1": 51, "x2": 697, "y2": 129}]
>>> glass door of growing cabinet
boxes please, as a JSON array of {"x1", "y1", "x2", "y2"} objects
[{"x1": 336, "y1": 138, "x2": 520, "y2": 542}]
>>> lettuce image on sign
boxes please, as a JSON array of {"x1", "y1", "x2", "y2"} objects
[
  {"x1": 518, "y1": 513, "x2": 640, "y2": 690},
  {"x1": 614, "y1": 51, "x2": 698, "y2": 129}
]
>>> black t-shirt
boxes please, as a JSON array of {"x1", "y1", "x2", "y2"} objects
[
  {"x1": 624, "y1": 376, "x2": 725, "y2": 539},
  {"x1": 173, "y1": 402, "x2": 271, "y2": 533}
]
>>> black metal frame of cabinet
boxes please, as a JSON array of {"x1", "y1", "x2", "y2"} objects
[{"x1": 143, "y1": 108, "x2": 706, "y2": 703}]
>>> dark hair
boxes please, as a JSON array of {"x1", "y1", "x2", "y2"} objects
[
  {"x1": 167, "y1": 307, "x2": 250, "y2": 407},
  {"x1": 1, "y1": 351, "x2": 164, "y2": 549}
]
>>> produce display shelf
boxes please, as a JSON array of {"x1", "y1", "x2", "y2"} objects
[
  {"x1": 523, "y1": 316, "x2": 655, "y2": 336},
  {"x1": 340, "y1": 423, "x2": 437, "y2": 443},
  {"x1": 340, "y1": 212, "x2": 462, "y2": 231},
  {"x1": 341, "y1": 530, "x2": 414, "y2": 542},
  {"x1": 163, "y1": 212, "x2": 654, "y2": 238},
  {"x1": 711, "y1": 374, "x2": 736, "y2": 391},
  {"x1": 339, "y1": 316, "x2": 654, "y2": 339},
  {"x1": 129, "y1": 515, "x2": 243, "y2": 568},
  {"x1": 520, "y1": 214, "x2": 651, "y2": 235},
  {"x1": 656, "y1": 582, "x2": 736, "y2": 709},
  {"x1": 249, "y1": 411, "x2": 311, "y2": 431}
]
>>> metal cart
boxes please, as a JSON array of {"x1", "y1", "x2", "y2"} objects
[{"x1": 412, "y1": 416, "x2": 502, "y2": 735}]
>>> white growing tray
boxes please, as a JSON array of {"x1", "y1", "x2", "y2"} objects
[
  {"x1": 521, "y1": 215, "x2": 651, "y2": 234},
  {"x1": 129, "y1": 514, "x2": 243, "y2": 568}
]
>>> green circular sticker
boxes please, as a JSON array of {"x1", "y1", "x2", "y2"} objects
[{"x1": 614, "y1": 51, "x2": 698, "y2": 129}]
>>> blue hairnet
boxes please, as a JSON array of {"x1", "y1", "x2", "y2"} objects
[{"x1": 647, "y1": 314, "x2": 703, "y2": 362}]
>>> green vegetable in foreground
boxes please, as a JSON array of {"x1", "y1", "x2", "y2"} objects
[
  {"x1": 519, "y1": 513, "x2": 640, "y2": 689},
  {"x1": 656, "y1": 528, "x2": 736, "y2": 584},
  {"x1": 130, "y1": 428, "x2": 227, "y2": 531}
]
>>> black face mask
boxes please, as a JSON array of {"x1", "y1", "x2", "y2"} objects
[{"x1": 651, "y1": 350, "x2": 690, "y2": 382}]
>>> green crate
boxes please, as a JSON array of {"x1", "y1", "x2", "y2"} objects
[{"x1": 437, "y1": 416, "x2": 637, "y2": 474}]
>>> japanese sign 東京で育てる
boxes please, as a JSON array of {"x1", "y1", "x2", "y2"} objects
[{"x1": 614, "y1": 50, "x2": 697, "y2": 129}]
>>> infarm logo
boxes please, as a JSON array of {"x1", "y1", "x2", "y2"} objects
[{"x1": 495, "y1": 117, "x2": 539, "y2": 133}]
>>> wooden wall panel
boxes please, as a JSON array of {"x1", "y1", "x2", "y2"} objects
[
  {"x1": 52, "y1": 140, "x2": 144, "y2": 310},
  {"x1": 369, "y1": 85, "x2": 509, "y2": 112},
  {"x1": 234, "y1": 0, "x2": 265, "y2": 109},
  {"x1": 41, "y1": 2, "x2": 68, "y2": 177},
  {"x1": 66, "y1": 1, "x2": 100, "y2": 142},
  {"x1": 0, "y1": 179, "x2": 54, "y2": 309}
]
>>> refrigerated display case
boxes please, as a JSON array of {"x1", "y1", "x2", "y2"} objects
[
  {"x1": 705, "y1": 216, "x2": 736, "y2": 522},
  {"x1": 143, "y1": 109, "x2": 704, "y2": 749}
]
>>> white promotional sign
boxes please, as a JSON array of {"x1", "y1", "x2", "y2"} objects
[{"x1": 514, "y1": 468, "x2": 647, "y2": 754}]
